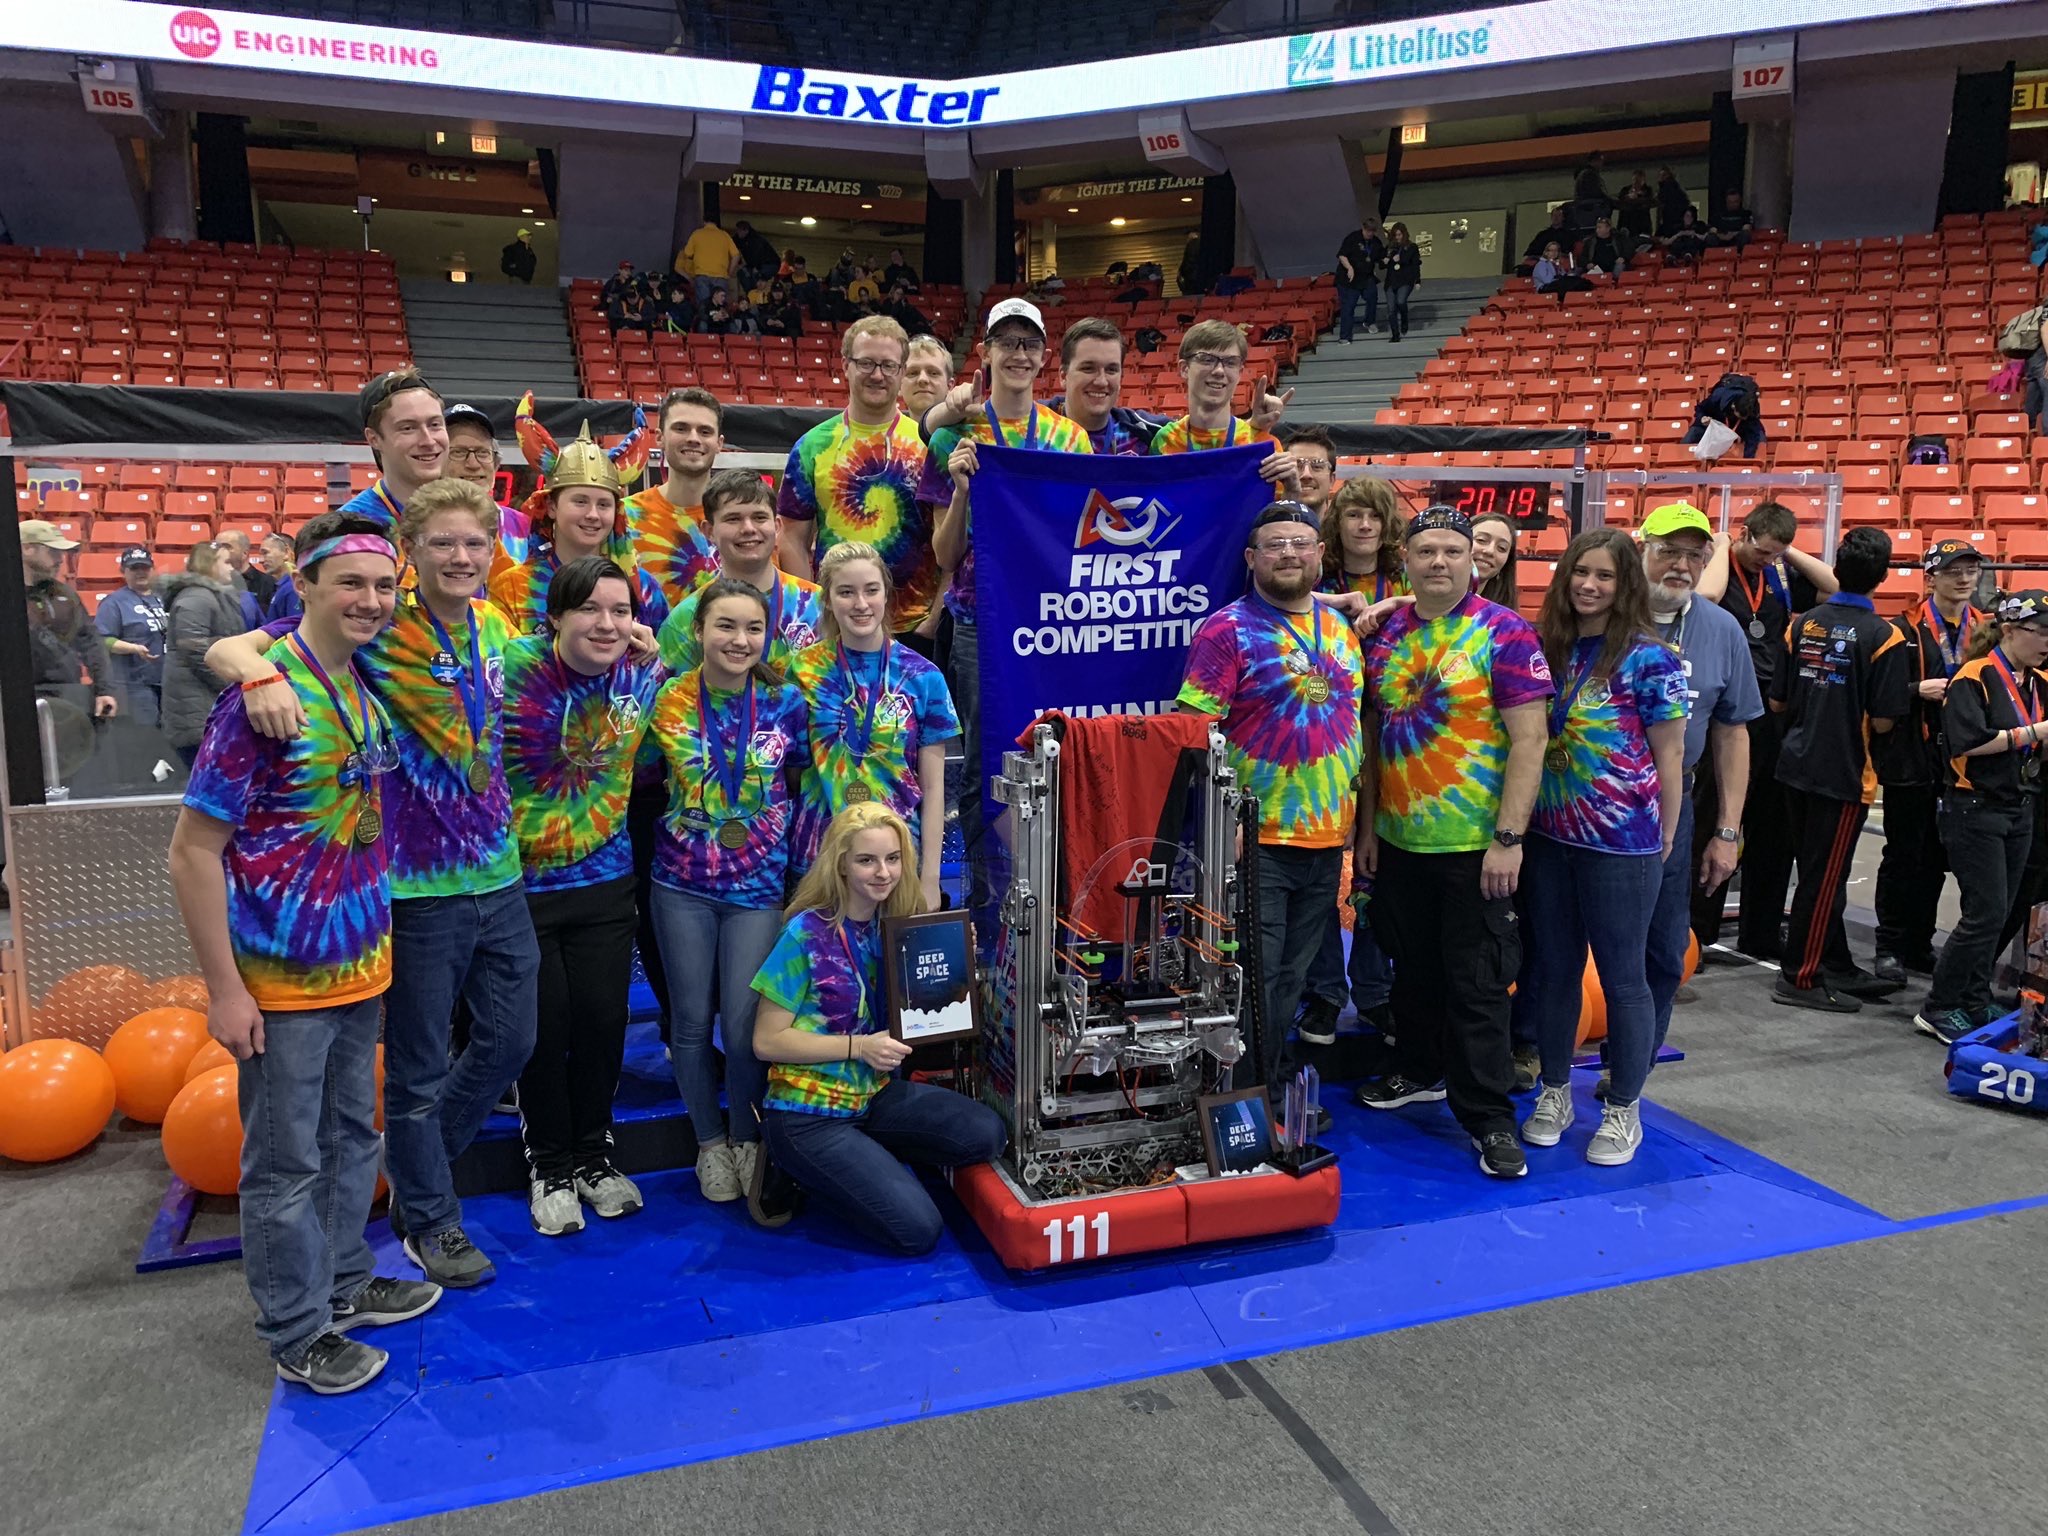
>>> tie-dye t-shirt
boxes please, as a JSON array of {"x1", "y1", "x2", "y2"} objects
[
  {"x1": 1177, "y1": 595, "x2": 1365, "y2": 848},
  {"x1": 1536, "y1": 635, "x2": 1688, "y2": 855},
  {"x1": 918, "y1": 404, "x2": 1093, "y2": 625},
  {"x1": 624, "y1": 486, "x2": 709, "y2": 614},
  {"x1": 657, "y1": 569, "x2": 822, "y2": 678},
  {"x1": 497, "y1": 503, "x2": 532, "y2": 565},
  {"x1": 783, "y1": 639, "x2": 960, "y2": 866},
  {"x1": 500, "y1": 635, "x2": 665, "y2": 892},
  {"x1": 1363, "y1": 593, "x2": 1555, "y2": 856},
  {"x1": 647, "y1": 672, "x2": 807, "y2": 909},
  {"x1": 778, "y1": 411, "x2": 940, "y2": 633},
  {"x1": 183, "y1": 636, "x2": 393, "y2": 1010},
  {"x1": 487, "y1": 542, "x2": 669, "y2": 641},
  {"x1": 1149, "y1": 417, "x2": 1278, "y2": 455},
  {"x1": 753, "y1": 909, "x2": 887, "y2": 1117},
  {"x1": 338, "y1": 480, "x2": 405, "y2": 531}
]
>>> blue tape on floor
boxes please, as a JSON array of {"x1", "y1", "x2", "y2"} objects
[{"x1": 243, "y1": 1080, "x2": 1902, "y2": 1535}]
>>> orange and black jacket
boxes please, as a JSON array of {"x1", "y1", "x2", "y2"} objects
[
  {"x1": 1943, "y1": 651, "x2": 2047, "y2": 805},
  {"x1": 1878, "y1": 601, "x2": 1987, "y2": 787},
  {"x1": 1771, "y1": 596, "x2": 1910, "y2": 806}
]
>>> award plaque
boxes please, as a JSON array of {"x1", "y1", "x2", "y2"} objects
[
  {"x1": 1196, "y1": 1087, "x2": 1275, "y2": 1177},
  {"x1": 882, "y1": 910, "x2": 982, "y2": 1044}
]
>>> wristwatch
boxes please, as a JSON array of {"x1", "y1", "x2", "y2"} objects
[
  {"x1": 1712, "y1": 827, "x2": 1740, "y2": 843},
  {"x1": 1492, "y1": 827, "x2": 1523, "y2": 848}
]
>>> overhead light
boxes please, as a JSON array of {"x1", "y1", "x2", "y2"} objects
[
  {"x1": 532, "y1": 221, "x2": 546, "y2": 228},
  {"x1": 369, "y1": 198, "x2": 378, "y2": 204},
  {"x1": 799, "y1": 215, "x2": 817, "y2": 226},
  {"x1": 860, "y1": 202, "x2": 873, "y2": 209},
  {"x1": 434, "y1": 131, "x2": 446, "y2": 145},
  {"x1": 1180, "y1": 196, "x2": 1194, "y2": 203},
  {"x1": 1067, "y1": 206, "x2": 1079, "y2": 213},
  {"x1": 1109, "y1": 217, "x2": 1127, "y2": 227},
  {"x1": 738, "y1": 193, "x2": 751, "y2": 201},
  {"x1": 449, "y1": 270, "x2": 468, "y2": 283},
  {"x1": 520, "y1": 207, "x2": 534, "y2": 214}
]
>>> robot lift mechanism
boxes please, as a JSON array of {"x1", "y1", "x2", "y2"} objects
[{"x1": 951, "y1": 718, "x2": 1341, "y2": 1271}]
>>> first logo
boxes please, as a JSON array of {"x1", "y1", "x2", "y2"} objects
[{"x1": 170, "y1": 10, "x2": 222, "y2": 58}]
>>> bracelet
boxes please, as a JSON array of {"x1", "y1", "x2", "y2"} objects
[{"x1": 240, "y1": 674, "x2": 285, "y2": 695}]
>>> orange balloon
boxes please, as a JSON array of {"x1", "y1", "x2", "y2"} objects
[
  {"x1": 145, "y1": 975, "x2": 211, "y2": 1014},
  {"x1": 1683, "y1": 931, "x2": 1702, "y2": 985},
  {"x1": 103, "y1": 1007, "x2": 210, "y2": 1124},
  {"x1": 1578, "y1": 957, "x2": 1608, "y2": 1045},
  {"x1": 0, "y1": 1039, "x2": 117, "y2": 1162},
  {"x1": 161, "y1": 1066, "x2": 243, "y2": 1196},
  {"x1": 35, "y1": 965, "x2": 153, "y2": 1050},
  {"x1": 183, "y1": 1039, "x2": 238, "y2": 1085}
]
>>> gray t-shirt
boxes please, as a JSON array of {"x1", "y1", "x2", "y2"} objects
[{"x1": 1655, "y1": 597, "x2": 1764, "y2": 770}]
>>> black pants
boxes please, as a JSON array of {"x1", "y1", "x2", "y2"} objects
[
  {"x1": 1782, "y1": 789, "x2": 1867, "y2": 989},
  {"x1": 1252, "y1": 843, "x2": 1343, "y2": 1092},
  {"x1": 1696, "y1": 711, "x2": 1792, "y2": 954},
  {"x1": 1371, "y1": 843, "x2": 1518, "y2": 1136},
  {"x1": 1873, "y1": 782, "x2": 1946, "y2": 965},
  {"x1": 1931, "y1": 794, "x2": 2035, "y2": 1014},
  {"x1": 626, "y1": 776, "x2": 673, "y2": 1037},
  {"x1": 518, "y1": 875, "x2": 638, "y2": 1181}
]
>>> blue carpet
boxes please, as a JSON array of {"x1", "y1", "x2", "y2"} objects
[{"x1": 243, "y1": 1080, "x2": 1902, "y2": 1533}]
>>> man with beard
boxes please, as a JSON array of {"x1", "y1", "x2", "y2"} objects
[{"x1": 1179, "y1": 503, "x2": 1365, "y2": 1112}]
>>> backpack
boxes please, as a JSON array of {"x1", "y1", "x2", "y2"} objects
[
  {"x1": 1904, "y1": 434, "x2": 1950, "y2": 466},
  {"x1": 1133, "y1": 327, "x2": 1165, "y2": 354},
  {"x1": 1261, "y1": 323, "x2": 1295, "y2": 343},
  {"x1": 1997, "y1": 301, "x2": 2048, "y2": 357}
]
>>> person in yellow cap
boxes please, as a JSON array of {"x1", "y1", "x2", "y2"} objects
[
  {"x1": 21, "y1": 518, "x2": 118, "y2": 720},
  {"x1": 500, "y1": 227, "x2": 537, "y2": 285}
]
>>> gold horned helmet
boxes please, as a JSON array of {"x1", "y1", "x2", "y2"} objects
[{"x1": 545, "y1": 420, "x2": 622, "y2": 498}]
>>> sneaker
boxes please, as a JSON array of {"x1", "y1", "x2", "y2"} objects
[
  {"x1": 1471, "y1": 1130, "x2": 1527, "y2": 1179},
  {"x1": 1365, "y1": 323, "x2": 1379, "y2": 335},
  {"x1": 529, "y1": 1176, "x2": 585, "y2": 1236},
  {"x1": 1520, "y1": 1083, "x2": 1574, "y2": 1147},
  {"x1": 1772, "y1": 976, "x2": 1861, "y2": 1013},
  {"x1": 1297, "y1": 997, "x2": 1340, "y2": 1048},
  {"x1": 1510, "y1": 1043, "x2": 1540, "y2": 1093},
  {"x1": 493, "y1": 1084, "x2": 520, "y2": 1116},
  {"x1": 1871, "y1": 953, "x2": 1906, "y2": 987},
  {"x1": 276, "y1": 1331, "x2": 388, "y2": 1395},
  {"x1": 575, "y1": 1161, "x2": 644, "y2": 1219},
  {"x1": 1913, "y1": 1007, "x2": 1975, "y2": 1045},
  {"x1": 333, "y1": 1276, "x2": 442, "y2": 1330},
  {"x1": 1586, "y1": 1100, "x2": 1644, "y2": 1165},
  {"x1": 402, "y1": 1226, "x2": 496, "y2": 1288},
  {"x1": 1828, "y1": 965, "x2": 1906, "y2": 1001},
  {"x1": 1354, "y1": 1074, "x2": 1448, "y2": 1110},
  {"x1": 748, "y1": 1139, "x2": 803, "y2": 1229},
  {"x1": 696, "y1": 1141, "x2": 743, "y2": 1203}
]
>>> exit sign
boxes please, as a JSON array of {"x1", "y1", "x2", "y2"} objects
[
  {"x1": 1399, "y1": 123, "x2": 1427, "y2": 146},
  {"x1": 471, "y1": 134, "x2": 497, "y2": 154}
]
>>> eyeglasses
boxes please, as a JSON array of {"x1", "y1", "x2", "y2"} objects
[
  {"x1": 1295, "y1": 458, "x2": 1335, "y2": 475},
  {"x1": 847, "y1": 357, "x2": 904, "y2": 377},
  {"x1": 1187, "y1": 352, "x2": 1244, "y2": 373},
  {"x1": 1253, "y1": 536, "x2": 1319, "y2": 554},
  {"x1": 447, "y1": 446, "x2": 496, "y2": 466},
  {"x1": 987, "y1": 334, "x2": 1045, "y2": 355},
  {"x1": 419, "y1": 535, "x2": 495, "y2": 558},
  {"x1": 1644, "y1": 541, "x2": 1709, "y2": 566}
]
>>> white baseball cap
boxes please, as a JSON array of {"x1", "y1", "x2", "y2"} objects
[{"x1": 985, "y1": 297, "x2": 1046, "y2": 336}]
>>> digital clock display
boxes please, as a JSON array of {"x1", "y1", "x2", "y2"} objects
[{"x1": 1431, "y1": 480, "x2": 1552, "y2": 527}]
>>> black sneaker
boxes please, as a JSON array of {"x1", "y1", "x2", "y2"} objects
[
  {"x1": 1828, "y1": 965, "x2": 1906, "y2": 1001},
  {"x1": 276, "y1": 1331, "x2": 387, "y2": 1395},
  {"x1": 1871, "y1": 953, "x2": 1907, "y2": 987},
  {"x1": 1471, "y1": 1130, "x2": 1527, "y2": 1179},
  {"x1": 1913, "y1": 1007, "x2": 1974, "y2": 1045},
  {"x1": 1772, "y1": 976, "x2": 1861, "y2": 1013},
  {"x1": 333, "y1": 1276, "x2": 443, "y2": 1330},
  {"x1": 403, "y1": 1226, "x2": 496, "y2": 1288},
  {"x1": 1899, "y1": 951, "x2": 1938, "y2": 975},
  {"x1": 1297, "y1": 997, "x2": 1340, "y2": 1047},
  {"x1": 1354, "y1": 1074, "x2": 1448, "y2": 1110}
]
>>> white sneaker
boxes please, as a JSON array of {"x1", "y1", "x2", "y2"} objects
[
  {"x1": 528, "y1": 1176, "x2": 585, "y2": 1237},
  {"x1": 1520, "y1": 1083, "x2": 1574, "y2": 1147},
  {"x1": 729, "y1": 1141, "x2": 760, "y2": 1200},
  {"x1": 574, "y1": 1161, "x2": 644, "y2": 1219},
  {"x1": 1586, "y1": 1100, "x2": 1643, "y2": 1166},
  {"x1": 1365, "y1": 323, "x2": 1379, "y2": 334},
  {"x1": 696, "y1": 1142, "x2": 743, "y2": 1203}
]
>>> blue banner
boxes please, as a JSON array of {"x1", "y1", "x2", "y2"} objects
[{"x1": 970, "y1": 442, "x2": 1275, "y2": 798}]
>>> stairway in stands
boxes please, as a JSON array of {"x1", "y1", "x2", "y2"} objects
[
  {"x1": 1284, "y1": 275, "x2": 1506, "y2": 421},
  {"x1": 398, "y1": 281, "x2": 581, "y2": 401}
]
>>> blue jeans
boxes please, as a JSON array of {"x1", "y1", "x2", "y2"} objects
[
  {"x1": 1335, "y1": 282, "x2": 1378, "y2": 341},
  {"x1": 651, "y1": 883, "x2": 781, "y2": 1146},
  {"x1": 1255, "y1": 843, "x2": 1343, "y2": 1088},
  {"x1": 239, "y1": 998, "x2": 382, "y2": 1363},
  {"x1": 1519, "y1": 833, "x2": 1662, "y2": 1104},
  {"x1": 1304, "y1": 889, "x2": 1392, "y2": 1016},
  {"x1": 1386, "y1": 283, "x2": 1414, "y2": 335},
  {"x1": 692, "y1": 274, "x2": 723, "y2": 315},
  {"x1": 384, "y1": 884, "x2": 540, "y2": 1238},
  {"x1": 1644, "y1": 790, "x2": 1695, "y2": 1055},
  {"x1": 764, "y1": 1079, "x2": 1007, "y2": 1254}
]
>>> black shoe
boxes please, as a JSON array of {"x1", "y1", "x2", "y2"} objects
[
  {"x1": 1471, "y1": 1130, "x2": 1527, "y2": 1179},
  {"x1": 1772, "y1": 976, "x2": 1862, "y2": 1013},
  {"x1": 276, "y1": 1331, "x2": 387, "y2": 1395},
  {"x1": 1828, "y1": 965, "x2": 1906, "y2": 1001},
  {"x1": 333, "y1": 1275, "x2": 443, "y2": 1330},
  {"x1": 1354, "y1": 1074, "x2": 1447, "y2": 1110},
  {"x1": 747, "y1": 1138, "x2": 803, "y2": 1230},
  {"x1": 1912, "y1": 1006, "x2": 1974, "y2": 1045},
  {"x1": 1871, "y1": 953, "x2": 1907, "y2": 987},
  {"x1": 1297, "y1": 997, "x2": 1340, "y2": 1048},
  {"x1": 1898, "y1": 951, "x2": 1938, "y2": 975}
]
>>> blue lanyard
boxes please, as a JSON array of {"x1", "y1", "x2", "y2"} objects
[
  {"x1": 286, "y1": 632, "x2": 378, "y2": 766},
  {"x1": 1922, "y1": 600, "x2": 1972, "y2": 677},
  {"x1": 1550, "y1": 640, "x2": 1601, "y2": 737},
  {"x1": 836, "y1": 919, "x2": 874, "y2": 1031},
  {"x1": 984, "y1": 400, "x2": 1039, "y2": 448},
  {"x1": 1764, "y1": 562, "x2": 1791, "y2": 609},
  {"x1": 1250, "y1": 591, "x2": 1323, "y2": 672},
  {"x1": 424, "y1": 601, "x2": 485, "y2": 756},
  {"x1": 837, "y1": 638, "x2": 894, "y2": 759},
  {"x1": 698, "y1": 674, "x2": 755, "y2": 810}
]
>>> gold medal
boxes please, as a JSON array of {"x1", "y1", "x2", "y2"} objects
[
  {"x1": 717, "y1": 818, "x2": 749, "y2": 850},
  {"x1": 1302, "y1": 673, "x2": 1332, "y2": 705},
  {"x1": 354, "y1": 806, "x2": 383, "y2": 846},
  {"x1": 843, "y1": 782, "x2": 873, "y2": 805},
  {"x1": 1544, "y1": 744, "x2": 1569, "y2": 775},
  {"x1": 466, "y1": 756, "x2": 490, "y2": 793}
]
